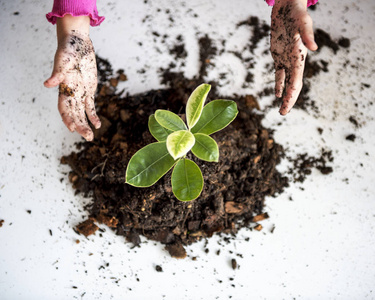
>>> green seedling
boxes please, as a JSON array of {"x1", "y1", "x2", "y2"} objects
[{"x1": 125, "y1": 83, "x2": 238, "y2": 201}]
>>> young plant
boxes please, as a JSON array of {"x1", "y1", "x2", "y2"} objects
[{"x1": 125, "y1": 83, "x2": 238, "y2": 201}]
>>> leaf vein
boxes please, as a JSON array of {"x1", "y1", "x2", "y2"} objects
[
  {"x1": 195, "y1": 103, "x2": 232, "y2": 133},
  {"x1": 128, "y1": 152, "x2": 171, "y2": 183}
]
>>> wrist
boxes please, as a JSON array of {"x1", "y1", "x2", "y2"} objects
[
  {"x1": 56, "y1": 15, "x2": 90, "y2": 44},
  {"x1": 274, "y1": 0, "x2": 308, "y2": 6}
]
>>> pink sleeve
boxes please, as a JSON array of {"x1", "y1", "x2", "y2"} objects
[
  {"x1": 265, "y1": 0, "x2": 318, "y2": 7},
  {"x1": 46, "y1": 0, "x2": 105, "y2": 27}
]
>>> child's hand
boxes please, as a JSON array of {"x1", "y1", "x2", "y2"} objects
[
  {"x1": 270, "y1": 0, "x2": 318, "y2": 115},
  {"x1": 44, "y1": 15, "x2": 101, "y2": 141}
]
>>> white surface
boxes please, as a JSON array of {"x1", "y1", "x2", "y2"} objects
[{"x1": 1, "y1": 0, "x2": 375, "y2": 299}]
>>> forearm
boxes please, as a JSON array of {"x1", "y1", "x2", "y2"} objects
[
  {"x1": 56, "y1": 15, "x2": 90, "y2": 45},
  {"x1": 273, "y1": 0, "x2": 308, "y2": 10},
  {"x1": 46, "y1": 0, "x2": 105, "y2": 27},
  {"x1": 266, "y1": 0, "x2": 317, "y2": 7},
  {"x1": 275, "y1": 0, "x2": 307, "y2": 5}
]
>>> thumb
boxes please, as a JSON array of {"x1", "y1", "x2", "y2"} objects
[
  {"x1": 299, "y1": 14, "x2": 318, "y2": 51},
  {"x1": 44, "y1": 49, "x2": 75, "y2": 88},
  {"x1": 44, "y1": 71, "x2": 65, "y2": 88}
]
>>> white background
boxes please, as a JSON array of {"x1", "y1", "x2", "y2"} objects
[{"x1": 0, "y1": 0, "x2": 374, "y2": 299}]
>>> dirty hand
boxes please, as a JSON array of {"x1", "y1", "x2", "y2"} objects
[
  {"x1": 44, "y1": 15, "x2": 101, "y2": 141},
  {"x1": 270, "y1": 0, "x2": 318, "y2": 115}
]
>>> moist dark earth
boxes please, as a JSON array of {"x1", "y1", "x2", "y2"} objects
[
  {"x1": 62, "y1": 65, "x2": 288, "y2": 258},
  {"x1": 61, "y1": 19, "x2": 345, "y2": 258}
]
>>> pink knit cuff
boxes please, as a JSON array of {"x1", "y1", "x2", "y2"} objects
[
  {"x1": 46, "y1": 0, "x2": 105, "y2": 27},
  {"x1": 265, "y1": 0, "x2": 318, "y2": 7}
]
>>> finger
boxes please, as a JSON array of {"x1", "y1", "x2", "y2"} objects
[
  {"x1": 58, "y1": 92, "x2": 76, "y2": 132},
  {"x1": 60, "y1": 72, "x2": 93, "y2": 141},
  {"x1": 279, "y1": 50, "x2": 306, "y2": 115},
  {"x1": 275, "y1": 68, "x2": 286, "y2": 98},
  {"x1": 44, "y1": 50, "x2": 76, "y2": 88},
  {"x1": 299, "y1": 13, "x2": 318, "y2": 51},
  {"x1": 44, "y1": 72, "x2": 65, "y2": 88},
  {"x1": 279, "y1": 74, "x2": 303, "y2": 116},
  {"x1": 85, "y1": 95, "x2": 101, "y2": 129},
  {"x1": 80, "y1": 53, "x2": 100, "y2": 129},
  {"x1": 74, "y1": 99, "x2": 94, "y2": 141},
  {"x1": 80, "y1": 53, "x2": 98, "y2": 93},
  {"x1": 279, "y1": 71, "x2": 304, "y2": 116},
  {"x1": 279, "y1": 79, "x2": 301, "y2": 116}
]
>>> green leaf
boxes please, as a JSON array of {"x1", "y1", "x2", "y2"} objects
[
  {"x1": 186, "y1": 83, "x2": 211, "y2": 129},
  {"x1": 126, "y1": 142, "x2": 175, "y2": 187},
  {"x1": 191, "y1": 133, "x2": 219, "y2": 162},
  {"x1": 166, "y1": 130, "x2": 195, "y2": 160},
  {"x1": 191, "y1": 100, "x2": 238, "y2": 135},
  {"x1": 172, "y1": 158, "x2": 203, "y2": 201},
  {"x1": 148, "y1": 114, "x2": 173, "y2": 142},
  {"x1": 155, "y1": 109, "x2": 187, "y2": 131}
]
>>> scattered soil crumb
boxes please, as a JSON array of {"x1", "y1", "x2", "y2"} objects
[
  {"x1": 165, "y1": 243, "x2": 187, "y2": 259},
  {"x1": 345, "y1": 134, "x2": 356, "y2": 142},
  {"x1": 349, "y1": 116, "x2": 359, "y2": 128},
  {"x1": 231, "y1": 258, "x2": 238, "y2": 270},
  {"x1": 76, "y1": 218, "x2": 99, "y2": 237},
  {"x1": 288, "y1": 149, "x2": 334, "y2": 182},
  {"x1": 251, "y1": 212, "x2": 269, "y2": 222},
  {"x1": 338, "y1": 37, "x2": 350, "y2": 48},
  {"x1": 237, "y1": 16, "x2": 270, "y2": 54}
]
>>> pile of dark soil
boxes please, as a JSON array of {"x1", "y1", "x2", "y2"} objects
[
  {"x1": 61, "y1": 16, "x2": 341, "y2": 257},
  {"x1": 62, "y1": 56, "x2": 288, "y2": 257}
]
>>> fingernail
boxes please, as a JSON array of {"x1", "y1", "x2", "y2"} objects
[
  {"x1": 86, "y1": 133, "x2": 94, "y2": 141},
  {"x1": 95, "y1": 122, "x2": 101, "y2": 129},
  {"x1": 279, "y1": 107, "x2": 288, "y2": 116}
]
